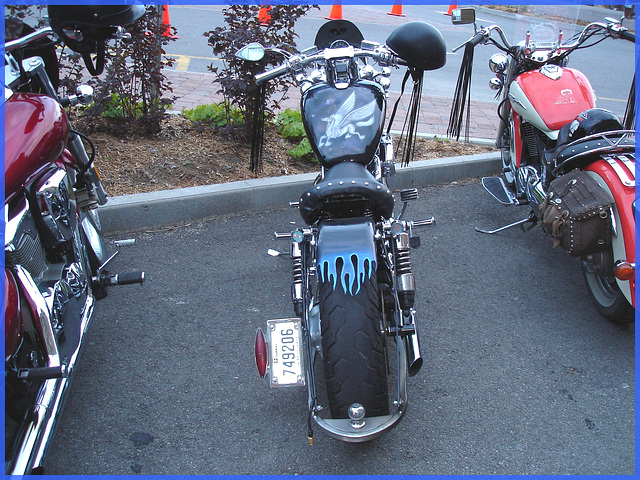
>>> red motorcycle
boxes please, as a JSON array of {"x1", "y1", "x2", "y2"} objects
[
  {"x1": 448, "y1": 8, "x2": 635, "y2": 323},
  {"x1": 4, "y1": 6, "x2": 145, "y2": 474}
]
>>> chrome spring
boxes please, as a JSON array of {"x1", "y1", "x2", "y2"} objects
[
  {"x1": 395, "y1": 232, "x2": 412, "y2": 275},
  {"x1": 396, "y1": 250, "x2": 411, "y2": 275},
  {"x1": 394, "y1": 232, "x2": 415, "y2": 311},
  {"x1": 290, "y1": 241, "x2": 304, "y2": 317}
]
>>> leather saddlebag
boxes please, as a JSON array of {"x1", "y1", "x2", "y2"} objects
[{"x1": 539, "y1": 169, "x2": 614, "y2": 257}]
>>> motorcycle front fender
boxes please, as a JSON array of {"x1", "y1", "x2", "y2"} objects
[
  {"x1": 316, "y1": 217, "x2": 377, "y2": 296},
  {"x1": 585, "y1": 158, "x2": 636, "y2": 307}
]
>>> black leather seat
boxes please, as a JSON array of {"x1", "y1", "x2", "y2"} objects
[{"x1": 298, "y1": 162, "x2": 394, "y2": 224}]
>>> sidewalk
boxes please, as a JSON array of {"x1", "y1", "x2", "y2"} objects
[{"x1": 164, "y1": 69, "x2": 501, "y2": 143}]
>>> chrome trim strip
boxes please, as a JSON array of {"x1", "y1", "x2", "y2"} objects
[
  {"x1": 618, "y1": 155, "x2": 636, "y2": 179},
  {"x1": 604, "y1": 155, "x2": 635, "y2": 187},
  {"x1": 7, "y1": 294, "x2": 95, "y2": 475},
  {"x1": 13, "y1": 266, "x2": 60, "y2": 367},
  {"x1": 5, "y1": 200, "x2": 29, "y2": 249}
]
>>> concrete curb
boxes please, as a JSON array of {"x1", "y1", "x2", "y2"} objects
[{"x1": 101, "y1": 151, "x2": 501, "y2": 233}]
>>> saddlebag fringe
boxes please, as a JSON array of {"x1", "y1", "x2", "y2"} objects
[
  {"x1": 447, "y1": 42, "x2": 474, "y2": 142},
  {"x1": 250, "y1": 81, "x2": 267, "y2": 173},
  {"x1": 539, "y1": 170, "x2": 614, "y2": 257}
]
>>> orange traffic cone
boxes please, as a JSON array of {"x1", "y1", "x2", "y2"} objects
[
  {"x1": 162, "y1": 5, "x2": 178, "y2": 38},
  {"x1": 258, "y1": 5, "x2": 271, "y2": 26},
  {"x1": 325, "y1": 3, "x2": 343, "y2": 20},
  {"x1": 445, "y1": 4, "x2": 458, "y2": 16},
  {"x1": 388, "y1": 4, "x2": 405, "y2": 17}
]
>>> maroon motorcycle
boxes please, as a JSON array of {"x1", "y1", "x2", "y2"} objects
[{"x1": 4, "y1": 6, "x2": 145, "y2": 474}]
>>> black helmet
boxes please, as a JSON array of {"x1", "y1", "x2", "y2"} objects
[
  {"x1": 47, "y1": 5, "x2": 145, "y2": 74},
  {"x1": 386, "y1": 21, "x2": 446, "y2": 71},
  {"x1": 567, "y1": 108, "x2": 624, "y2": 143}
]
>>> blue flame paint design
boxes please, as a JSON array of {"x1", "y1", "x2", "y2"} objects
[
  {"x1": 316, "y1": 219, "x2": 377, "y2": 296},
  {"x1": 318, "y1": 252, "x2": 377, "y2": 295}
]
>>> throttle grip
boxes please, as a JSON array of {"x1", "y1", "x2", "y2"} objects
[
  {"x1": 469, "y1": 32, "x2": 486, "y2": 47},
  {"x1": 620, "y1": 30, "x2": 635, "y2": 42},
  {"x1": 255, "y1": 63, "x2": 290, "y2": 84}
]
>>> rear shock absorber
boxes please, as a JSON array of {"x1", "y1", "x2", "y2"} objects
[
  {"x1": 290, "y1": 241, "x2": 304, "y2": 318},
  {"x1": 394, "y1": 232, "x2": 415, "y2": 313}
]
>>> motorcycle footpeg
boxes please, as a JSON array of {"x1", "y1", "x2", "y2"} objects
[
  {"x1": 480, "y1": 176, "x2": 517, "y2": 205},
  {"x1": 96, "y1": 271, "x2": 145, "y2": 288},
  {"x1": 17, "y1": 365, "x2": 68, "y2": 381},
  {"x1": 110, "y1": 271, "x2": 145, "y2": 286}
]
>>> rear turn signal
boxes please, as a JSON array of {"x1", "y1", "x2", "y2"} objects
[
  {"x1": 255, "y1": 328, "x2": 268, "y2": 378},
  {"x1": 614, "y1": 261, "x2": 635, "y2": 281}
]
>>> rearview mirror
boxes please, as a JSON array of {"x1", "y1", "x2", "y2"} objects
[
  {"x1": 451, "y1": 8, "x2": 476, "y2": 25},
  {"x1": 235, "y1": 43, "x2": 265, "y2": 62}
]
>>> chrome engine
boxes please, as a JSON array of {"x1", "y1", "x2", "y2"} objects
[
  {"x1": 5, "y1": 168, "x2": 88, "y2": 338},
  {"x1": 5, "y1": 199, "x2": 48, "y2": 281}
]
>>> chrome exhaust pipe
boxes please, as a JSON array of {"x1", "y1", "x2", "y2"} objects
[
  {"x1": 517, "y1": 166, "x2": 547, "y2": 208},
  {"x1": 402, "y1": 312, "x2": 423, "y2": 377}
]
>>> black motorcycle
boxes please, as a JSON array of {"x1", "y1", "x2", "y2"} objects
[{"x1": 238, "y1": 19, "x2": 446, "y2": 442}]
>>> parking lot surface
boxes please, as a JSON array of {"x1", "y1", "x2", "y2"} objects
[{"x1": 45, "y1": 177, "x2": 634, "y2": 475}]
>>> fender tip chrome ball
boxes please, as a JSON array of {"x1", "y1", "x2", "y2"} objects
[{"x1": 348, "y1": 403, "x2": 366, "y2": 429}]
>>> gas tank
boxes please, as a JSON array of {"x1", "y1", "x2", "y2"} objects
[
  {"x1": 301, "y1": 80, "x2": 385, "y2": 168},
  {"x1": 5, "y1": 93, "x2": 69, "y2": 200},
  {"x1": 509, "y1": 66, "x2": 596, "y2": 139}
]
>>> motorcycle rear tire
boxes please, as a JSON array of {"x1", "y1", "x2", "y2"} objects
[
  {"x1": 319, "y1": 274, "x2": 389, "y2": 419},
  {"x1": 582, "y1": 261, "x2": 635, "y2": 324}
]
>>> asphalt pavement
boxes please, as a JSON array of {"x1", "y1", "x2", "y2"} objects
[{"x1": 45, "y1": 178, "x2": 635, "y2": 475}]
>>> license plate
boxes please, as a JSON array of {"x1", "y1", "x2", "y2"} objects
[{"x1": 267, "y1": 318, "x2": 305, "y2": 387}]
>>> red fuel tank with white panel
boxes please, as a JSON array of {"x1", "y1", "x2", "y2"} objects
[{"x1": 508, "y1": 66, "x2": 597, "y2": 140}]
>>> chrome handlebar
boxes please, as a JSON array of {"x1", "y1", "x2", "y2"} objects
[
  {"x1": 255, "y1": 44, "x2": 402, "y2": 84},
  {"x1": 454, "y1": 18, "x2": 632, "y2": 57},
  {"x1": 5, "y1": 26, "x2": 55, "y2": 52}
]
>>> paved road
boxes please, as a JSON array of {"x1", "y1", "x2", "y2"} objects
[
  {"x1": 163, "y1": 4, "x2": 635, "y2": 118},
  {"x1": 45, "y1": 177, "x2": 634, "y2": 475}
]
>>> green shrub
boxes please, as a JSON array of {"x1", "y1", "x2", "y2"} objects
[
  {"x1": 288, "y1": 137, "x2": 314, "y2": 160},
  {"x1": 183, "y1": 103, "x2": 243, "y2": 128},
  {"x1": 276, "y1": 109, "x2": 314, "y2": 161},
  {"x1": 101, "y1": 93, "x2": 144, "y2": 120}
]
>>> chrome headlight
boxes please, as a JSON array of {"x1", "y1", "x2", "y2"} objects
[
  {"x1": 489, "y1": 53, "x2": 509, "y2": 74},
  {"x1": 489, "y1": 77, "x2": 503, "y2": 91}
]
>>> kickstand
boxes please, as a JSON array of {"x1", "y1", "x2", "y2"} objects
[{"x1": 475, "y1": 212, "x2": 537, "y2": 235}]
